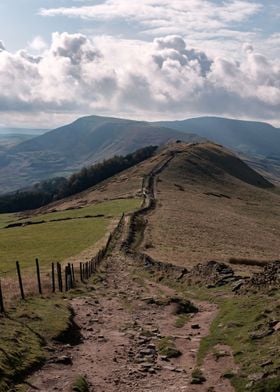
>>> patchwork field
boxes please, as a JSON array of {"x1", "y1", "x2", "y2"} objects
[{"x1": 0, "y1": 198, "x2": 140, "y2": 275}]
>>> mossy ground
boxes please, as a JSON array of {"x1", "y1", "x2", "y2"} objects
[{"x1": 0, "y1": 296, "x2": 71, "y2": 391}]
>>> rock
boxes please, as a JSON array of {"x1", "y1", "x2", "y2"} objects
[
  {"x1": 163, "y1": 365, "x2": 176, "y2": 371},
  {"x1": 261, "y1": 360, "x2": 273, "y2": 368},
  {"x1": 250, "y1": 328, "x2": 274, "y2": 340},
  {"x1": 248, "y1": 373, "x2": 265, "y2": 382},
  {"x1": 52, "y1": 355, "x2": 72, "y2": 365},
  {"x1": 232, "y1": 280, "x2": 244, "y2": 292},
  {"x1": 271, "y1": 321, "x2": 280, "y2": 331},
  {"x1": 159, "y1": 355, "x2": 169, "y2": 362},
  {"x1": 191, "y1": 324, "x2": 200, "y2": 330},
  {"x1": 139, "y1": 349, "x2": 155, "y2": 356}
]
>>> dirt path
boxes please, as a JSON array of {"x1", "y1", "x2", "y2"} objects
[
  {"x1": 26, "y1": 250, "x2": 236, "y2": 392},
  {"x1": 26, "y1": 149, "x2": 237, "y2": 391}
]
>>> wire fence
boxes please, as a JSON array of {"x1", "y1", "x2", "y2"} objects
[{"x1": 0, "y1": 213, "x2": 125, "y2": 314}]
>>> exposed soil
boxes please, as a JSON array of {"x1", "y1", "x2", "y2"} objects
[
  {"x1": 25, "y1": 143, "x2": 241, "y2": 391},
  {"x1": 26, "y1": 250, "x2": 236, "y2": 392}
]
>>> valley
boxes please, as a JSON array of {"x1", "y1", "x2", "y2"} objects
[{"x1": 1, "y1": 115, "x2": 280, "y2": 195}]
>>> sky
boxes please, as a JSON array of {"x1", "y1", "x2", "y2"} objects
[{"x1": 0, "y1": 0, "x2": 279, "y2": 128}]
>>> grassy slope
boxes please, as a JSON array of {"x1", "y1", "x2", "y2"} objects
[
  {"x1": 192, "y1": 286, "x2": 280, "y2": 392},
  {"x1": 138, "y1": 143, "x2": 280, "y2": 390},
  {"x1": 0, "y1": 199, "x2": 140, "y2": 273},
  {"x1": 0, "y1": 297, "x2": 71, "y2": 391},
  {"x1": 144, "y1": 143, "x2": 280, "y2": 273}
]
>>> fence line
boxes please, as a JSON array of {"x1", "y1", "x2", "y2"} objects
[{"x1": 0, "y1": 213, "x2": 125, "y2": 314}]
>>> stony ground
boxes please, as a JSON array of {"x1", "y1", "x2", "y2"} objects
[
  {"x1": 26, "y1": 248, "x2": 237, "y2": 392},
  {"x1": 25, "y1": 144, "x2": 243, "y2": 391}
]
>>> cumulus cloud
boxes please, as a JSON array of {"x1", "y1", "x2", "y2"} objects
[
  {"x1": 0, "y1": 32, "x2": 279, "y2": 126},
  {"x1": 28, "y1": 36, "x2": 48, "y2": 52}
]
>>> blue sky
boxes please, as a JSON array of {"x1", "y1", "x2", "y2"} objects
[{"x1": 0, "y1": 0, "x2": 279, "y2": 127}]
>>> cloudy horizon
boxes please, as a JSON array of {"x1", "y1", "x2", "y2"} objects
[{"x1": 0, "y1": 0, "x2": 279, "y2": 128}]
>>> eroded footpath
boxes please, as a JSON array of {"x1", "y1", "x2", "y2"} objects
[{"x1": 26, "y1": 250, "x2": 236, "y2": 392}]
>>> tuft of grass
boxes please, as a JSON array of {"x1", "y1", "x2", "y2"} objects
[
  {"x1": 0, "y1": 297, "x2": 71, "y2": 391},
  {"x1": 157, "y1": 336, "x2": 182, "y2": 358},
  {"x1": 175, "y1": 314, "x2": 190, "y2": 328},
  {"x1": 72, "y1": 375, "x2": 90, "y2": 392},
  {"x1": 169, "y1": 296, "x2": 198, "y2": 315},
  {"x1": 191, "y1": 368, "x2": 206, "y2": 384}
]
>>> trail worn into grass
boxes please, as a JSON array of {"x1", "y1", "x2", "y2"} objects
[
  {"x1": 26, "y1": 251, "x2": 235, "y2": 392},
  {"x1": 25, "y1": 144, "x2": 239, "y2": 391}
]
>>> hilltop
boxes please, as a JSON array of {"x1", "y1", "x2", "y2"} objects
[
  {"x1": 23, "y1": 140, "x2": 280, "y2": 273},
  {"x1": 141, "y1": 142, "x2": 280, "y2": 273},
  {"x1": 1, "y1": 114, "x2": 280, "y2": 194},
  {"x1": 0, "y1": 117, "x2": 200, "y2": 194},
  {"x1": 157, "y1": 117, "x2": 280, "y2": 157}
]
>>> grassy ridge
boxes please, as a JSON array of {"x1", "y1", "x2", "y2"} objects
[{"x1": 0, "y1": 199, "x2": 140, "y2": 273}]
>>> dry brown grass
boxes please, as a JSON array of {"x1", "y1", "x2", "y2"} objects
[{"x1": 143, "y1": 143, "x2": 280, "y2": 274}]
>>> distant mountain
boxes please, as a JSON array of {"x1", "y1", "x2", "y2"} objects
[
  {"x1": 155, "y1": 117, "x2": 280, "y2": 157},
  {"x1": 0, "y1": 128, "x2": 49, "y2": 149},
  {"x1": 0, "y1": 116, "x2": 201, "y2": 194},
  {"x1": 0, "y1": 128, "x2": 48, "y2": 136},
  {"x1": 1, "y1": 114, "x2": 280, "y2": 194}
]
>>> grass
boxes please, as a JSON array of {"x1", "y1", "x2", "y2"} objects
[
  {"x1": 0, "y1": 199, "x2": 140, "y2": 274},
  {"x1": 157, "y1": 336, "x2": 182, "y2": 358},
  {"x1": 0, "y1": 214, "x2": 13, "y2": 229},
  {"x1": 196, "y1": 290, "x2": 280, "y2": 392},
  {"x1": 72, "y1": 376, "x2": 90, "y2": 392},
  {"x1": 132, "y1": 266, "x2": 280, "y2": 392},
  {"x1": 191, "y1": 368, "x2": 206, "y2": 384},
  {"x1": 175, "y1": 314, "x2": 190, "y2": 328},
  {"x1": 0, "y1": 296, "x2": 71, "y2": 391}
]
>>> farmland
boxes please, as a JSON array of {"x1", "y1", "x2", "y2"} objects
[{"x1": 0, "y1": 198, "x2": 140, "y2": 274}]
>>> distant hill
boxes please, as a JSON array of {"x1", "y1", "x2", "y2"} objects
[
  {"x1": 0, "y1": 128, "x2": 48, "y2": 136},
  {"x1": 1, "y1": 114, "x2": 280, "y2": 194},
  {"x1": 0, "y1": 117, "x2": 201, "y2": 194},
  {"x1": 139, "y1": 142, "x2": 280, "y2": 269},
  {"x1": 156, "y1": 117, "x2": 280, "y2": 157}
]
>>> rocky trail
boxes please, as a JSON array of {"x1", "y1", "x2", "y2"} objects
[
  {"x1": 25, "y1": 149, "x2": 237, "y2": 391},
  {"x1": 26, "y1": 251, "x2": 236, "y2": 392}
]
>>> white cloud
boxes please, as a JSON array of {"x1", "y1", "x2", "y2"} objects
[
  {"x1": 0, "y1": 32, "x2": 279, "y2": 127},
  {"x1": 39, "y1": 0, "x2": 262, "y2": 38},
  {"x1": 28, "y1": 36, "x2": 48, "y2": 52}
]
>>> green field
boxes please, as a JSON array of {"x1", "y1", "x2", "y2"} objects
[{"x1": 0, "y1": 199, "x2": 140, "y2": 274}]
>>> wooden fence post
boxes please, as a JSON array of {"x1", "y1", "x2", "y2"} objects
[
  {"x1": 68, "y1": 263, "x2": 73, "y2": 289},
  {"x1": 71, "y1": 264, "x2": 75, "y2": 286},
  {"x1": 16, "y1": 261, "x2": 25, "y2": 300},
  {"x1": 57, "y1": 262, "x2": 63, "y2": 292},
  {"x1": 35, "y1": 258, "x2": 42, "y2": 295},
  {"x1": 65, "y1": 266, "x2": 68, "y2": 291},
  {"x1": 80, "y1": 262, "x2": 83, "y2": 282},
  {"x1": 51, "y1": 263, "x2": 55, "y2": 293},
  {"x1": 0, "y1": 280, "x2": 5, "y2": 314}
]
